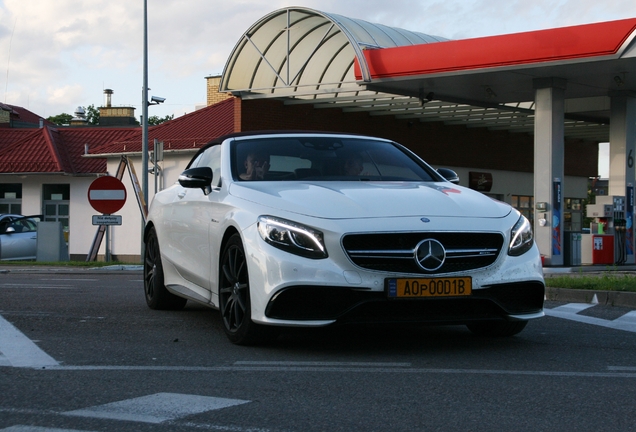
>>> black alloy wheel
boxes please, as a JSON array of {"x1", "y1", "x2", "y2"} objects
[
  {"x1": 219, "y1": 234, "x2": 276, "y2": 345},
  {"x1": 144, "y1": 227, "x2": 187, "y2": 310}
]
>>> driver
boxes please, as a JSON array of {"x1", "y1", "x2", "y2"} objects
[{"x1": 240, "y1": 151, "x2": 270, "y2": 180}]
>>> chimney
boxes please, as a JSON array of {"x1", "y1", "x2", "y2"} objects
[
  {"x1": 104, "y1": 89, "x2": 114, "y2": 107},
  {"x1": 69, "y1": 107, "x2": 88, "y2": 127},
  {"x1": 99, "y1": 89, "x2": 137, "y2": 126}
]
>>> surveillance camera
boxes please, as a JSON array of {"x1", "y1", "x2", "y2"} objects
[{"x1": 150, "y1": 96, "x2": 166, "y2": 104}]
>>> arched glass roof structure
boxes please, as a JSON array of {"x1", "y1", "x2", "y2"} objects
[
  {"x1": 220, "y1": 7, "x2": 636, "y2": 142},
  {"x1": 220, "y1": 7, "x2": 446, "y2": 98}
]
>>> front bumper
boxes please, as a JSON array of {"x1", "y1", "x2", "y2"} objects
[
  {"x1": 265, "y1": 281, "x2": 545, "y2": 325},
  {"x1": 241, "y1": 214, "x2": 545, "y2": 327}
]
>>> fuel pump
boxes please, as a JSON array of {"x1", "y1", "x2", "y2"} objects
[{"x1": 581, "y1": 196, "x2": 626, "y2": 265}]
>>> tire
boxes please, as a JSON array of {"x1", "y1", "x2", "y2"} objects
[
  {"x1": 144, "y1": 227, "x2": 187, "y2": 310},
  {"x1": 219, "y1": 234, "x2": 277, "y2": 345},
  {"x1": 466, "y1": 320, "x2": 528, "y2": 337}
]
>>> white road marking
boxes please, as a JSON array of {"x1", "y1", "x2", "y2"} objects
[
  {"x1": 63, "y1": 393, "x2": 249, "y2": 424},
  {"x1": 234, "y1": 361, "x2": 411, "y2": 367},
  {"x1": 0, "y1": 427, "x2": 92, "y2": 432},
  {"x1": 0, "y1": 408, "x2": 269, "y2": 432},
  {"x1": 545, "y1": 303, "x2": 636, "y2": 333},
  {"x1": 0, "y1": 284, "x2": 74, "y2": 289},
  {"x1": 40, "y1": 279, "x2": 98, "y2": 282},
  {"x1": 613, "y1": 310, "x2": 636, "y2": 325},
  {"x1": 550, "y1": 303, "x2": 596, "y2": 314},
  {"x1": 37, "y1": 364, "x2": 636, "y2": 378},
  {"x1": 0, "y1": 314, "x2": 58, "y2": 368}
]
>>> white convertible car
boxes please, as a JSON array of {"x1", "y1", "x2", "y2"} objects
[{"x1": 144, "y1": 132, "x2": 544, "y2": 344}]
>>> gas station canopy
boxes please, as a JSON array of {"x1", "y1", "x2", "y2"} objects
[{"x1": 221, "y1": 7, "x2": 636, "y2": 142}]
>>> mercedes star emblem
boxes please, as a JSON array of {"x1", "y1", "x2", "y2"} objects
[{"x1": 415, "y1": 238, "x2": 446, "y2": 271}]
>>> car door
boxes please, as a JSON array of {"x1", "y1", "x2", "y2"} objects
[
  {"x1": 159, "y1": 145, "x2": 223, "y2": 293},
  {"x1": 0, "y1": 215, "x2": 40, "y2": 260}
]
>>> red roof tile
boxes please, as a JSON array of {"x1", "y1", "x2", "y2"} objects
[
  {"x1": 89, "y1": 98, "x2": 236, "y2": 154},
  {"x1": 56, "y1": 127, "x2": 140, "y2": 173},
  {"x1": 0, "y1": 98, "x2": 237, "y2": 174},
  {"x1": 0, "y1": 126, "x2": 138, "y2": 174},
  {"x1": 0, "y1": 129, "x2": 62, "y2": 173}
]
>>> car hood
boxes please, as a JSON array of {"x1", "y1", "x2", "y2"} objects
[{"x1": 229, "y1": 181, "x2": 512, "y2": 219}]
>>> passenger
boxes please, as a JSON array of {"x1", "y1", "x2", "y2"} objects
[
  {"x1": 343, "y1": 153, "x2": 364, "y2": 176},
  {"x1": 240, "y1": 151, "x2": 270, "y2": 180}
]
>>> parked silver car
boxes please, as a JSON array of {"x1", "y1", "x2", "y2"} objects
[{"x1": 0, "y1": 214, "x2": 41, "y2": 260}]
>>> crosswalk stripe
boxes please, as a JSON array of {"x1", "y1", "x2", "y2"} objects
[
  {"x1": 545, "y1": 304, "x2": 636, "y2": 333},
  {"x1": 0, "y1": 314, "x2": 58, "y2": 368},
  {"x1": 550, "y1": 303, "x2": 596, "y2": 314},
  {"x1": 613, "y1": 310, "x2": 636, "y2": 325},
  {"x1": 62, "y1": 393, "x2": 249, "y2": 424}
]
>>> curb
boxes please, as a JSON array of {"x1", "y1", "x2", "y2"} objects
[
  {"x1": 0, "y1": 265, "x2": 143, "y2": 274},
  {"x1": 545, "y1": 287, "x2": 636, "y2": 308}
]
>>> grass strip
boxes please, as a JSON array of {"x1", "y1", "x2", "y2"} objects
[{"x1": 545, "y1": 272, "x2": 636, "y2": 293}]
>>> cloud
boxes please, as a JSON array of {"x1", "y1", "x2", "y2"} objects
[
  {"x1": 1, "y1": 0, "x2": 635, "y2": 119},
  {"x1": 47, "y1": 84, "x2": 85, "y2": 110}
]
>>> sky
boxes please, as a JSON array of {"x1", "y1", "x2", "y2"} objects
[{"x1": 1, "y1": 0, "x2": 634, "y2": 175}]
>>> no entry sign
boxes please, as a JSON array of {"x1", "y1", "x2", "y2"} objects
[{"x1": 88, "y1": 176, "x2": 127, "y2": 214}]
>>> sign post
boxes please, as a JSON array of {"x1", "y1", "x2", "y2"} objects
[{"x1": 88, "y1": 176, "x2": 127, "y2": 261}]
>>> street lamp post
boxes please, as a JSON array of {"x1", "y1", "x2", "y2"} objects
[
  {"x1": 141, "y1": 0, "x2": 149, "y2": 260},
  {"x1": 141, "y1": 0, "x2": 163, "y2": 260}
]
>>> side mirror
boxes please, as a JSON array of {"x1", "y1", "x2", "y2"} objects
[
  {"x1": 4, "y1": 226, "x2": 15, "y2": 234},
  {"x1": 178, "y1": 167, "x2": 213, "y2": 195},
  {"x1": 437, "y1": 168, "x2": 460, "y2": 185}
]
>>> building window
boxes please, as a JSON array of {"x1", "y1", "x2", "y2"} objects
[
  {"x1": 42, "y1": 184, "x2": 70, "y2": 232},
  {"x1": 0, "y1": 183, "x2": 22, "y2": 214},
  {"x1": 511, "y1": 195, "x2": 534, "y2": 225}
]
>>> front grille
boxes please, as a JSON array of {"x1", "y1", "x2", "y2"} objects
[{"x1": 342, "y1": 232, "x2": 504, "y2": 275}]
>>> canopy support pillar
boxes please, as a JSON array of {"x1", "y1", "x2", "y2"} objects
[
  {"x1": 608, "y1": 92, "x2": 636, "y2": 264},
  {"x1": 533, "y1": 78, "x2": 566, "y2": 266}
]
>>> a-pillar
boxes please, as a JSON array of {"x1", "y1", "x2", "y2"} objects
[
  {"x1": 533, "y1": 78, "x2": 566, "y2": 266},
  {"x1": 608, "y1": 91, "x2": 636, "y2": 264}
]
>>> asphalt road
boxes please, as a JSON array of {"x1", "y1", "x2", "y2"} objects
[{"x1": 1, "y1": 270, "x2": 636, "y2": 432}]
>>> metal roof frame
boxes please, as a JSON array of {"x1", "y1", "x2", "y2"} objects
[{"x1": 220, "y1": 7, "x2": 636, "y2": 143}]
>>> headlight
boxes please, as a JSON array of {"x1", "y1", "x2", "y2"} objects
[
  {"x1": 508, "y1": 215, "x2": 534, "y2": 256},
  {"x1": 257, "y1": 216, "x2": 328, "y2": 259}
]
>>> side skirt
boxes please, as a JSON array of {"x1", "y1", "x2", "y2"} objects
[{"x1": 166, "y1": 284, "x2": 217, "y2": 309}]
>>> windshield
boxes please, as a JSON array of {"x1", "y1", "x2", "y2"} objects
[{"x1": 231, "y1": 136, "x2": 440, "y2": 182}]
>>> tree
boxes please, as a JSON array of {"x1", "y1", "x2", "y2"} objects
[
  {"x1": 85, "y1": 104, "x2": 100, "y2": 125},
  {"x1": 148, "y1": 114, "x2": 174, "y2": 125},
  {"x1": 46, "y1": 113, "x2": 73, "y2": 125}
]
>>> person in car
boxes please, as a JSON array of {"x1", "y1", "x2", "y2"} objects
[
  {"x1": 240, "y1": 151, "x2": 270, "y2": 180},
  {"x1": 343, "y1": 152, "x2": 364, "y2": 176}
]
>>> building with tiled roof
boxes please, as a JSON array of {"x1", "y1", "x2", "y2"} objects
[
  {"x1": 0, "y1": 97, "x2": 236, "y2": 261},
  {"x1": 87, "y1": 98, "x2": 235, "y2": 156},
  {"x1": 0, "y1": 103, "x2": 55, "y2": 129}
]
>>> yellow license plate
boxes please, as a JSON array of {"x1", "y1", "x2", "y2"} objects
[{"x1": 387, "y1": 277, "x2": 472, "y2": 298}]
